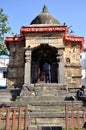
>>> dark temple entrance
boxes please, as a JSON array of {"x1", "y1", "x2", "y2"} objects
[{"x1": 31, "y1": 44, "x2": 59, "y2": 84}]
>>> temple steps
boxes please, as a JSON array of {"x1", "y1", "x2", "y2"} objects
[
  {"x1": 13, "y1": 97, "x2": 85, "y2": 128},
  {"x1": 14, "y1": 83, "x2": 85, "y2": 128},
  {"x1": 0, "y1": 83, "x2": 85, "y2": 128},
  {"x1": 15, "y1": 96, "x2": 84, "y2": 107}
]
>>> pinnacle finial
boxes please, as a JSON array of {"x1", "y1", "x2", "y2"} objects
[{"x1": 42, "y1": 5, "x2": 48, "y2": 13}]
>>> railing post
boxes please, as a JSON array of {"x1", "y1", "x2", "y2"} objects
[
  {"x1": 18, "y1": 107, "x2": 22, "y2": 130},
  {"x1": 65, "y1": 104, "x2": 69, "y2": 130},
  {"x1": 71, "y1": 107, "x2": 74, "y2": 130},
  {"x1": 24, "y1": 106, "x2": 28, "y2": 130},
  {"x1": 12, "y1": 108, "x2": 16, "y2": 130},
  {"x1": 5, "y1": 108, "x2": 10, "y2": 130},
  {"x1": 77, "y1": 109, "x2": 80, "y2": 130}
]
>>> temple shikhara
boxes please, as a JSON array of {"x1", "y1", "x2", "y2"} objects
[
  {"x1": 5, "y1": 5, "x2": 84, "y2": 90},
  {"x1": 2, "y1": 5, "x2": 86, "y2": 129}
]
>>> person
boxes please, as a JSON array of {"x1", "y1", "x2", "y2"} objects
[
  {"x1": 77, "y1": 85, "x2": 86, "y2": 101},
  {"x1": 43, "y1": 62, "x2": 51, "y2": 83}
]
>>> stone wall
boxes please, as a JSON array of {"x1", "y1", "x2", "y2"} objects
[
  {"x1": 7, "y1": 31, "x2": 82, "y2": 89},
  {"x1": 7, "y1": 41, "x2": 25, "y2": 88},
  {"x1": 64, "y1": 41, "x2": 82, "y2": 88},
  {"x1": 25, "y1": 32, "x2": 64, "y2": 49}
]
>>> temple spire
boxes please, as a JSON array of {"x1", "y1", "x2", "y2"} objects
[{"x1": 42, "y1": 5, "x2": 48, "y2": 13}]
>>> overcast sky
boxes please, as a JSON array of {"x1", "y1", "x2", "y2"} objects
[{"x1": 1, "y1": 0, "x2": 86, "y2": 47}]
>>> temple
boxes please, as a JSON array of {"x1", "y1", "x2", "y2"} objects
[
  {"x1": 5, "y1": 5, "x2": 84, "y2": 90},
  {"x1": 3, "y1": 5, "x2": 85, "y2": 129}
]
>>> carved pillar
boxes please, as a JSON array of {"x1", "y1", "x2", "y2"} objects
[
  {"x1": 24, "y1": 47, "x2": 31, "y2": 85},
  {"x1": 57, "y1": 49, "x2": 65, "y2": 84}
]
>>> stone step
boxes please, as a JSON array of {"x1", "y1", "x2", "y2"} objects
[
  {"x1": 34, "y1": 84, "x2": 68, "y2": 96},
  {"x1": 27, "y1": 100, "x2": 82, "y2": 105},
  {"x1": 17, "y1": 94, "x2": 76, "y2": 102},
  {"x1": 28, "y1": 125, "x2": 63, "y2": 130},
  {"x1": 14, "y1": 97, "x2": 84, "y2": 107},
  {"x1": 0, "y1": 97, "x2": 11, "y2": 102},
  {"x1": 0, "y1": 88, "x2": 21, "y2": 103},
  {"x1": 34, "y1": 83, "x2": 67, "y2": 89},
  {"x1": 29, "y1": 108, "x2": 64, "y2": 113},
  {"x1": 29, "y1": 118, "x2": 65, "y2": 128},
  {"x1": 0, "y1": 89, "x2": 11, "y2": 102},
  {"x1": 19, "y1": 95, "x2": 67, "y2": 101},
  {"x1": 29, "y1": 102, "x2": 84, "y2": 119},
  {"x1": 29, "y1": 111, "x2": 65, "y2": 118},
  {"x1": 22, "y1": 83, "x2": 69, "y2": 97},
  {"x1": 14, "y1": 93, "x2": 85, "y2": 107}
]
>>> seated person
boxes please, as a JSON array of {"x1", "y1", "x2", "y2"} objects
[{"x1": 77, "y1": 85, "x2": 86, "y2": 101}]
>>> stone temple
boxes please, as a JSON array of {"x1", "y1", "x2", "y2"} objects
[
  {"x1": 5, "y1": 5, "x2": 84, "y2": 90},
  {"x1": 4, "y1": 5, "x2": 85, "y2": 129}
]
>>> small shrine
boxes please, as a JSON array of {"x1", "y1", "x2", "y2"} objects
[
  {"x1": 5, "y1": 5, "x2": 84, "y2": 90},
  {"x1": 4, "y1": 5, "x2": 85, "y2": 129}
]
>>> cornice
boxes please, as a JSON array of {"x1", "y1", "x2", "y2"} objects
[
  {"x1": 64, "y1": 34, "x2": 84, "y2": 51},
  {"x1": 5, "y1": 36, "x2": 25, "y2": 49},
  {"x1": 5, "y1": 25, "x2": 84, "y2": 51},
  {"x1": 20, "y1": 26, "x2": 67, "y2": 33}
]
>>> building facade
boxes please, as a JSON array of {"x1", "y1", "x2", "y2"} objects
[
  {"x1": 0, "y1": 55, "x2": 9, "y2": 88},
  {"x1": 5, "y1": 5, "x2": 84, "y2": 89}
]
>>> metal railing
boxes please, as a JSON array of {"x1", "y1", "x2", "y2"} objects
[
  {"x1": 0, "y1": 106, "x2": 28, "y2": 130},
  {"x1": 65, "y1": 105, "x2": 86, "y2": 130}
]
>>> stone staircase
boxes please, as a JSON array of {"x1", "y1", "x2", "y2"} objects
[
  {"x1": 13, "y1": 83, "x2": 86, "y2": 128},
  {"x1": 14, "y1": 97, "x2": 85, "y2": 128},
  {"x1": 0, "y1": 83, "x2": 85, "y2": 129}
]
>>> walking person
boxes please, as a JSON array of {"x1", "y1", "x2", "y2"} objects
[{"x1": 43, "y1": 62, "x2": 51, "y2": 83}]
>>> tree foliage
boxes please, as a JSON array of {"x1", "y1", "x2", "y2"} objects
[{"x1": 0, "y1": 8, "x2": 11, "y2": 55}]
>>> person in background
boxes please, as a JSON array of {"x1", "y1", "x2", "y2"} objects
[
  {"x1": 43, "y1": 62, "x2": 51, "y2": 83},
  {"x1": 77, "y1": 85, "x2": 86, "y2": 101}
]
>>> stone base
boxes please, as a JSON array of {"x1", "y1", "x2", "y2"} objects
[{"x1": 28, "y1": 126, "x2": 62, "y2": 130}]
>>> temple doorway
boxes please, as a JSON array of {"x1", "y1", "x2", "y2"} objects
[
  {"x1": 38, "y1": 59, "x2": 51, "y2": 83},
  {"x1": 31, "y1": 44, "x2": 59, "y2": 84}
]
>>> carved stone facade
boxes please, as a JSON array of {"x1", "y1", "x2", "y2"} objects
[{"x1": 5, "y1": 6, "x2": 84, "y2": 89}]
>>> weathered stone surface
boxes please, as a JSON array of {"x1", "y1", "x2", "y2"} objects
[{"x1": 7, "y1": 30, "x2": 82, "y2": 89}]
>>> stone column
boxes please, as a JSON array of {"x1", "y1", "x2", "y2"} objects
[
  {"x1": 24, "y1": 47, "x2": 31, "y2": 85},
  {"x1": 57, "y1": 50, "x2": 65, "y2": 84}
]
